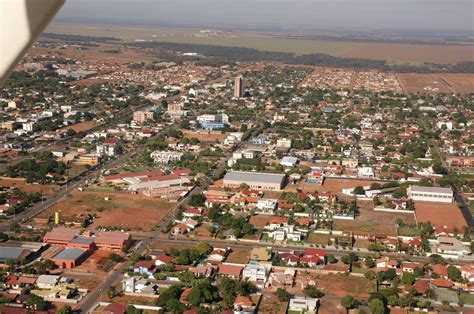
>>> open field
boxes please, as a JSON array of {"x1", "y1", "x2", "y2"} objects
[
  {"x1": 36, "y1": 191, "x2": 175, "y2": 231},
  {"x1": 226, "y1": 247, "x2": 251, "y2": 264},
  {"x1": 291, "y1": 272, "x2": 374, "y2": 299},
  {"x1": 60, "y1": 121, "x2": 98, "y2": 133},
  {"x1": 300, "y1": 177, "x2": 388, "y2": 194},
  {"x1": 398, "y1": 73, "x2": 474, "y2": 94},
  {"x1": 337, "y1": 43, "x2": 474, "y2": 64},
  {"x1": 183, "y1": 130, "x2": 226, "y2": 143},
  {"x1": 414, "y1": 201, "x2": 467, "y2": 231},
  {"x1": 73, "y1": 250, "x2": 111, "y2": 275},
  {"x1": 259, "y1": 293, "x2": 288, "y2": 314},
  {"x1": 306, "y1": 233, "x2": 331, "y2": 245},
  {"x1": 0, "y1": 177, "x2": 59, "y2": 195},
  {"x1": 46, "y1": 22, "x2": 474, "y2": 64},
  {"x1": 334, "y1": 200, "x2": 416, "y2": 236}
]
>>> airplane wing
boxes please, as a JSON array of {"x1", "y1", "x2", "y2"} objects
[{"x1": 0, "y1": 0, "x2": 64, "y2": 85}]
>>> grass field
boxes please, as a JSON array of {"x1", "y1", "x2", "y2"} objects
[
  {"x1": 45, "y1": 22, "x2": 474, "y2": 64},
  {"x1": 306, "y1": 233, "x2": 331, "y2": 245}
]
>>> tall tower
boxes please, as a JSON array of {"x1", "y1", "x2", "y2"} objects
[{"x1": 234, "y1": 75, "x2": 243, "y2": 98}]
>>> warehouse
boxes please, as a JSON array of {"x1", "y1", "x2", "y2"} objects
[
  {"x1": 223, "y1": 171, "x2": 286, "y2": 191},
  {"x1": 407, "y1": 185, "x2": 453, "y2": 203},
  {"x1": 50, "y1": 248, "x2": 89, "y2": 269}
]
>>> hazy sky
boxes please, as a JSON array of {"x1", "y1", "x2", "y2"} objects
[{"x1": 55, "y1": 0, "x2": 474, "y2": 33}]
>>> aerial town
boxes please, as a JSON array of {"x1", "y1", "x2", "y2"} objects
[{"x1": 0, "y1": 28, "x2": 473, "y2": 314}]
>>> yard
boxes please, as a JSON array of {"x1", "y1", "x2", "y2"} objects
[
  {"x1": 226, "y1": 248, "x2": 251, "y2": 264},
  {"x1": 306, "y1": 233, "x2": 331, "y2": 246}
]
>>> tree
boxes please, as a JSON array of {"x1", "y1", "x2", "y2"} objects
[
  {"x1": 274, "y1": 288, "x2": 291, "y2": 302},
  {"x1": 195, "y1": 241, "x2": 213, "y2": 255},
  {"x1": 166, "y1": 299, "x2": 185, "y2": 313},
  {"x1": 187, "y1": 280, "x2": 219, "y2": 306},
  {"x1": 341, "y1": 295, "x2": 357, "y2": 313},
  {"x1": 429, "y1": 254, "x2": 446, "y2": 265},
  {"x1": 107, "y1": 285, "x2": 120, "y2": 299},
  {"x1": 401, "y1": 272, "x2": 416, "y2": 285},
  {"x1": 303, "y1": 285, "x2": 324, "y2": 298},
  {"x1": 353, "y1": 186, "x2": 365, "y2": 195},
  {"x1": 156, "y1": 285, "x2": 182, "y2": 307},
  {"x1": 189, "y1": 194, "x2": 206, "y2": 207},
  {"x1": 126, "y1": 305, "x2": 143, "y2": 314},
  {"x1": 447, "y1": 265, "x2": 462, "y2": 282},
  {"x1": 368, "y1": 298, "x2": 385, "y2": 314},
  {"x1": 327, "y1": 254, "x2": 338, "y2": 264},
  {"x1": 26, "y1": 295, "x2": 48, "y2": 311},
  {"x1": 57, "y1": 305, "x2": 72, "y2": 314}
]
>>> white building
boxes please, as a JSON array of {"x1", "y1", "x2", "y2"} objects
[
  {"x1": 288, "y1": 296, "x2": 319, "y2": 314},
  {"x1": 96, "y1": 144, "x2": 117, "y2": 157},
  {"x1": 256, "y1": 199, "x2": 278, "y2": 214},
  {"x1": 150, "y1": 151, "x2": 184, "y2": 164},
  {"x1": 22, "y1": 122, "x2": 35, "y2": 132},
  {"x1": 407, "y1": 185, "x2": 453, "y2": 203},
  {"x1": 437, "y1": 121, "x2": 453, "y2": 130},
  {"x1": 357, "y1": 167, "x2": 374, "y2": 178},
  {"x1": 436, "y1": 237, "x2": 470, "y2": 257},
  {"x1": 36, "y1": 275, "x2": 60, "y2": 289},
  {"x1": 280, "y1": 156, "x2": 298, "y2": 167},
  {"x1": 197, "y1": 113, "x2": 229, "y2": 124},
  {"x1": 242, "y1": 264, "x2": 270, "y2": 286},
  {"x1": 276, "y1": 138, "x2": 291, "y2": 148}
]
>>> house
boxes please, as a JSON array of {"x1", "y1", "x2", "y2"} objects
[
  {"x1": 218, "y1": 264, "x2": 243, "y2": 279},
  {"x1": 150, "y1": 151, "x2": 183, "y2": 164},
  {"x1": 401, "y1": 262, "x2": 423, "y2": 274},
  {"x1": 266, "y1": 269, "x2": 296, "y2": 288},
  {"x1": 288, "y1": 296, "x2": 319, "y2": 314},
  {"x1": 189, "y1": 265, "x2": 216, "y2": 278},
  {"x1": 133, "y1": 261, "x2": 155, "y2": 277},
  {"x1": 36, "y1": 275, "x2": 60, "y2": 289},
  {"x1": 102, "y1": 303, "x2": 128, "y2": 314},
  {"x1": 207, "y1": 248, "x2": 229, "y2": 263},
  {"x1": 278, "y1": 252, "x2": 300, "y2": 266},
  {"x1": 461, "y1": 264, "x2": 474, "y2": 282},
  {"x1": 242, "y1": 264, "x2": 270, "y2": 287},
  {"x1": 431, "y1": 278, "x2": 454, "y2": 289},
  {"x1": 155, "y1": 255, "x2": 173, "y2": 266},
  {"x1": 437, "y1": 236, "x2": 470, "y2": 256},
  {"x1": 376, "y1": 257, "x2": 398, "y2": 271},
  {"x1": 122, "y1": 277, "x2": 158, "y2": 295},
  {"x1": 431, "y1": 264, "x2": 448, "y2": 278},
  {"x1": 303, "y1": 249, "x2": 326, "y2": 263},
  {"x1": 182, "y1": 207, "x2": 203, "y2": 219},
  {"x1": 255, "y1": 199, "x2": 278, "y2": 214},
  {"x1": 280, "y1": 156, "x2": 298, "y2": 167},
  {"x1": 413, "y1": 280, "x2": 430, "y2": 295},
  {"x1": 233, "y1": 295, "x2": 256, "y2": 314}
]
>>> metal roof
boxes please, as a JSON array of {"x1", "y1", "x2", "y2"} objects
[
  {"x1": 410, "y1": 186, "x2": 452, "y2": 194},
  {"x1": 0, "y1": 246, "x2": 30, "y2": 262},
  {"x1": 52, "y1": 248, "x2": 87, "y2": 261},
  {"x1": 70, "y1": 236, "x2": 95, "y2": 245},
  {"x1": 224, "y1": 171, "x2": 285, "y2": 184}
]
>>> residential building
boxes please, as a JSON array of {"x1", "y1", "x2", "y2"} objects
[
  {"x1": 133, "y1": 111, "x2": 155, "y2": 124},
  {"x1": 288, "y1": 296, "x2": 319, "y2": 314},
  {"x1": 150, "y1": 151, "x2": 183, "y2": 164},
  {"x1": 242, "y1": 264, "x2": 270, "y2": 286},
  {"x1": 234, "y1": 75, "x2": 243, "y2": 98}
]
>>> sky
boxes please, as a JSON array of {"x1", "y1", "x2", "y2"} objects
[{"x1": 54, "y1": 0, "x2": 474, "y2": 34}]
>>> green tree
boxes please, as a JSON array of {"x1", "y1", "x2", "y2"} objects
[
  {"x1": 401, "y1": 272, "x2": 416, "y2": 285},
  {"x1": 195, "y1": 241, "x2": 213, "y2": 255},
  {"x1": 303, "y1": 285, "x2": 324, "y2": 298},
  {"x1": 274, "y1": 288, "x2": 291, "y2": 302},
  {"x1": 447, "y1": 265, "x2": 462, "y2": 282},
  {"x1": 353, "y1": 186, "x2": 365, "y2": 195},
  {"x1": 369, "y1": 298, "x2": 385, "y2": 314},
  {"x1": 341, "y1": 295, "x2": 357, "y2": 313},
  {"x1": 57, "y1": 305, "x2": 72, "y2": 314}
]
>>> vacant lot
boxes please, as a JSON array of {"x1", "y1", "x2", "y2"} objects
[
  {"x1": 183, "y1": 130, "x2": 226, "y2": 143},
  {"x1": 259, "y1": 293, "x2": 288, "y2": 314},
  {"x1": 306, "y1": 233, "x2": 331, "y2": 245},
  {"x1": 302, "y1": 178, "x2": 389, "y2": 194},
  {"x1": 74, "y1": 250, "x2": 112, "y2": 275},
  {"x1": 415, "y1": 201, "x2": 467, "y2": 231},
  {"x1": 334, "y1": 200, "x2": 416, "y2": 236},
  {"x1": 0, "y1": 177, "x2": 58, "y2": 195},
  {"x1": 61, "y1": 121, "x2": 98, "y2": 133},
  {"x1": 249, "y1": 215, "x2": 271, "y2": 229},
  {"x1": 292, "y1": 272, "x2": 374, "y2": 299},
  {"x1": 37, "y1": 191, "x2": 175, "y2": 231},
  {"x1": 226, "y1": 247, "x2": 251, "y2": 264}
]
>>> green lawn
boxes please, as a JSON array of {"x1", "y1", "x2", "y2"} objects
[
  {"x1": 459, "y1": 292, "x2": 474, "y2": 305},
  {"x1": 398, "y1": 225, "x2": 422, "y2": 237}
]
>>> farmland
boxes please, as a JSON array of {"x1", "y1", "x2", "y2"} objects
[{"x1": 45, "y1": 22, "x2": 474, "y2": 64}]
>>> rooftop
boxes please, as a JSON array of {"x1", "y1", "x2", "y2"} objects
[
  {"x1": 224, "y1": 171, "x2": 285, "y2": 184},
  {"x1": 52, "y1": 248, "x2": 87, "y2": 261}
]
